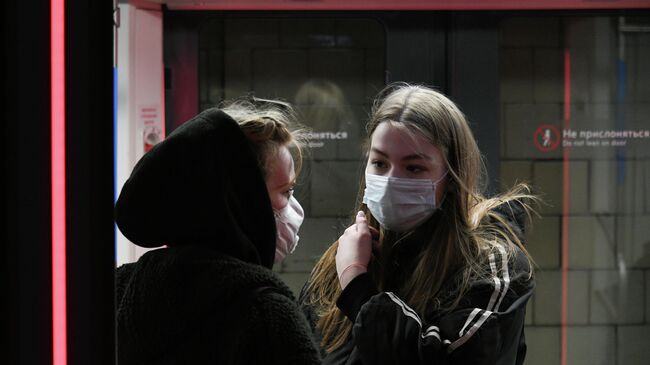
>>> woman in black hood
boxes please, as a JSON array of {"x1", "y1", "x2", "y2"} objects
[{"x1": 114, "y1": 98, "x2": 321, "y2": 364}]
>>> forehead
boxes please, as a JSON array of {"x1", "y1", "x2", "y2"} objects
[
  {"x1": 370, "y1": 122, "x2": 442, "y2": 160},
  {"x1": 267, "y1": 146, "x2": 294, "y2": 188}
]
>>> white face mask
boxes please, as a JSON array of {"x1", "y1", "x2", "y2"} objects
[
  {"x1": 363, "y1": 172, "x2": 446, "y2": 232},
  {"x1": 273, "y1": 195, "x2": 305, "y2": 263}
]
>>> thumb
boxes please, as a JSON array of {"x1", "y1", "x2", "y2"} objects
[
  {"x1": 356, "y1": 211, "x2": 369, "y2": 231},
  {"x1": 356, "y1": 210, "x2": 366, "y2": 221}
]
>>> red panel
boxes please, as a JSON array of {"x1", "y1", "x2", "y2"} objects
[{"x1": 166, "y1": 0, "x2": 650, "y2": 11}]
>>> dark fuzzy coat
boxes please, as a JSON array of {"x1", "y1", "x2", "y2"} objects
[
  {"x1": 116, "y1": 247, "x2": 320, "y2": 364},
  {"x1": 114, "y1": 109, "x2": 320, "y2": 364}
]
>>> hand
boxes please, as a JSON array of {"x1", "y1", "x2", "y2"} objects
[{"x1": 336, "y1": 211, "x2": 377, "y2": 289}]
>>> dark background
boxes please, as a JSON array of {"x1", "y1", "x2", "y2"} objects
[{"x1": 4, "y1": 1, "x2": 115, "y2": 364}]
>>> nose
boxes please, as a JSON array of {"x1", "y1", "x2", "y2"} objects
[{"x1": 385, "y1": 166, "x2": 407, "y2": 179}]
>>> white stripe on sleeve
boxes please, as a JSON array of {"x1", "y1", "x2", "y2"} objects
[
  {"x1": 494, "y1": 245, "x2": 511, "y2": 312},
  {"x1": 458, "y1": 308, "x2": 481, "y2": 337},
  {"x1": 486, "y1": 253, "x2": 501, "y2": 311},
  {"x1": 448, "y1": 309, "x2": 493, "y2": 353}
]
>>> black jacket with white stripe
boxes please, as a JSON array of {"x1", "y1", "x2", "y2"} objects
[{"x1": 301, "y1": 204, "x2": 535, "y2": 365}]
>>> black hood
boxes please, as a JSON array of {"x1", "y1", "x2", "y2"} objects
[{"x1": 115, "y1": 108, "x2": 276, "y2": 268}]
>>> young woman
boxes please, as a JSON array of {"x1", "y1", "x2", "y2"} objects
[
  {"x1": 115, "y1": 98, "x2": 321, "y2": 364},
  {"x1": 301, "y1": 84, "x2": 536, "y2": 365}
]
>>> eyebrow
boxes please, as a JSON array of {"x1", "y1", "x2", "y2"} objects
[{"x1": 370, "y1": 147, "x2": 433, "y2": 162}]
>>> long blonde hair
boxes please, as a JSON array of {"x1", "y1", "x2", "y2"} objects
[{"x1": 305, "y1": 84, "x2": 536, "y2": 352}]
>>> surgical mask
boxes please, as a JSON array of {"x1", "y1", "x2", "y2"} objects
[
  {"x1": 363, "y1": 172, "x2": 446, "y2": 232},
  {"x1": 274, "y1": 195, "x2": 305, "y2": 263}
]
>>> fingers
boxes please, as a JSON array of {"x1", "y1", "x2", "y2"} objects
[
  {"x1": 350, "y1": 211, "x2": 381, "y2": 251},
  {"x1": 355, "y1": 210, "x2": 370, "y2": 233},
  {"x1": 356, "y1": 210, "x2": 367, "y2": 222},
  {"x1": 341, "y1": 211, "x2": 377, "y2": 246},
  {"x1": 336, "y1": 211, "x2": 381, "y2": 281}
]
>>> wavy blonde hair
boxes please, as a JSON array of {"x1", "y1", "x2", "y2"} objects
[
  {"x1": 305, "y1": 84, "x2": 537, "y2": 352},
  {"x1": 221, "y1": 97, "x2": 307, "y2": 177}
]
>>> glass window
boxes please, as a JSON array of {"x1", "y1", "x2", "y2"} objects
[
  {"x1": 498, "y1": 15, "x2": 650, "y2": 365},
  {"x1": 196, "y1": 17, "x2": 386, "y2": 292},
  {"x1": 166, "y1": 12, "x2": 650, "y2": 363}
]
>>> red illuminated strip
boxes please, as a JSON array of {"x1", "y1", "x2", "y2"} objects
[
  {"x1": 166, "y1": 0, "x2": 650, "y2": 10},
  {"x1": 560, "y1": 49, "x2": 571, "y2": 365},
  {"x1": 51, "y1": 0, "x2": 67, "y2": 364},
  {"x1": 161, "y1": 67, "x2": 166, "y2": 137}
]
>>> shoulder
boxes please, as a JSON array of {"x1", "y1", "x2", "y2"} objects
[
  {"x1": 115, "y1": 262, "x2": 138, "y2": 302},
  {"x1": 458, "y1": 241, "x2": 533, "y2": 310},
  {"x1": 485, "y1": 200, "x2": 534, "y2": 284},
  {"x1": 171, "y1": 246, "x2": 296, "y2": 299},
  {"x1": 236, "y1": 263, "x2": 297, "y2": 300},
  {"x1": 487, "y1": 242, "x2": 534, "y2": 304},
  {"x1": 248, "y1": 284, "x2": 321, "y2": 360},
  {"x1": 510, "y1": 243, "x2": 532, "y2": 275},
  {"x1": 492, "y1": 200, "x2": 527, "y2": 235},
  {"x1": 484, "y1": 239, "x2": 532, "y2": 287},
  {"x1": 116, "y1": 262, "x2": 137, "y2": 279}
]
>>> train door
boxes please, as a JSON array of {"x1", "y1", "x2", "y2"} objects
[{"x1": 116, "y1": 4, "x2": 650, "y2": 365}]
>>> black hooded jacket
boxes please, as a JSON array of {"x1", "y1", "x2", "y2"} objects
[{"x1": 115, "y1": 109, "x2": 321, "y2": 365}]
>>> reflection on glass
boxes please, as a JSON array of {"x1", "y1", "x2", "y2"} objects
[
  {"x1": 499, "y1": 15, "x2": 650, "y2": 365},
  {"x1": 194, "y1": 17, "x2": 386, "y2": 291}
]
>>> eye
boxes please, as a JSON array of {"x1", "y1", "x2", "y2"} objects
[
  {"x1": 406, "y1": 165, "x2": 427, "y2": 174},
  {"x1": 283, "y1": 186, "x2": 295, "y2": 198},
  {"x1": 370, "y1": 160, "x2": 388, "y2": 169}
]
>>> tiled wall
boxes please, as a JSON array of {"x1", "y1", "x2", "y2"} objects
[
  {"x1": 197, "y1": 18, "x2": 386, "y2": 294},
  {"x1": 499, "y1": 16, "x2": 650, "y2": 365}
]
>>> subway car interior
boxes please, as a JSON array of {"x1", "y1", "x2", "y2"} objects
[{"x1": 5, "y1": 0, "x2": 650, "y2": 364}]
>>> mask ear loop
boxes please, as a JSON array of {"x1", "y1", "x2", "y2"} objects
[
  {"x1": 433, "y1": 170, "x2": 449, "y2": 209},
  {"x1": 432, "y1": 170, "x2": 449, "y2": 185}
]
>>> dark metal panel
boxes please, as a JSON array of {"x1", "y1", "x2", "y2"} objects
[{"x1": 448, "y1": 13, "x2": 501, "y2": 193}]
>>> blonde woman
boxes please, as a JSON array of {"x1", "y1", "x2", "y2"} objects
[
  {"x1": 301, "y1": 84, "x2": 536, "y2": 365},
  {"x1": 115, "y1": 98, "x2": 320, "y2": 364}
]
